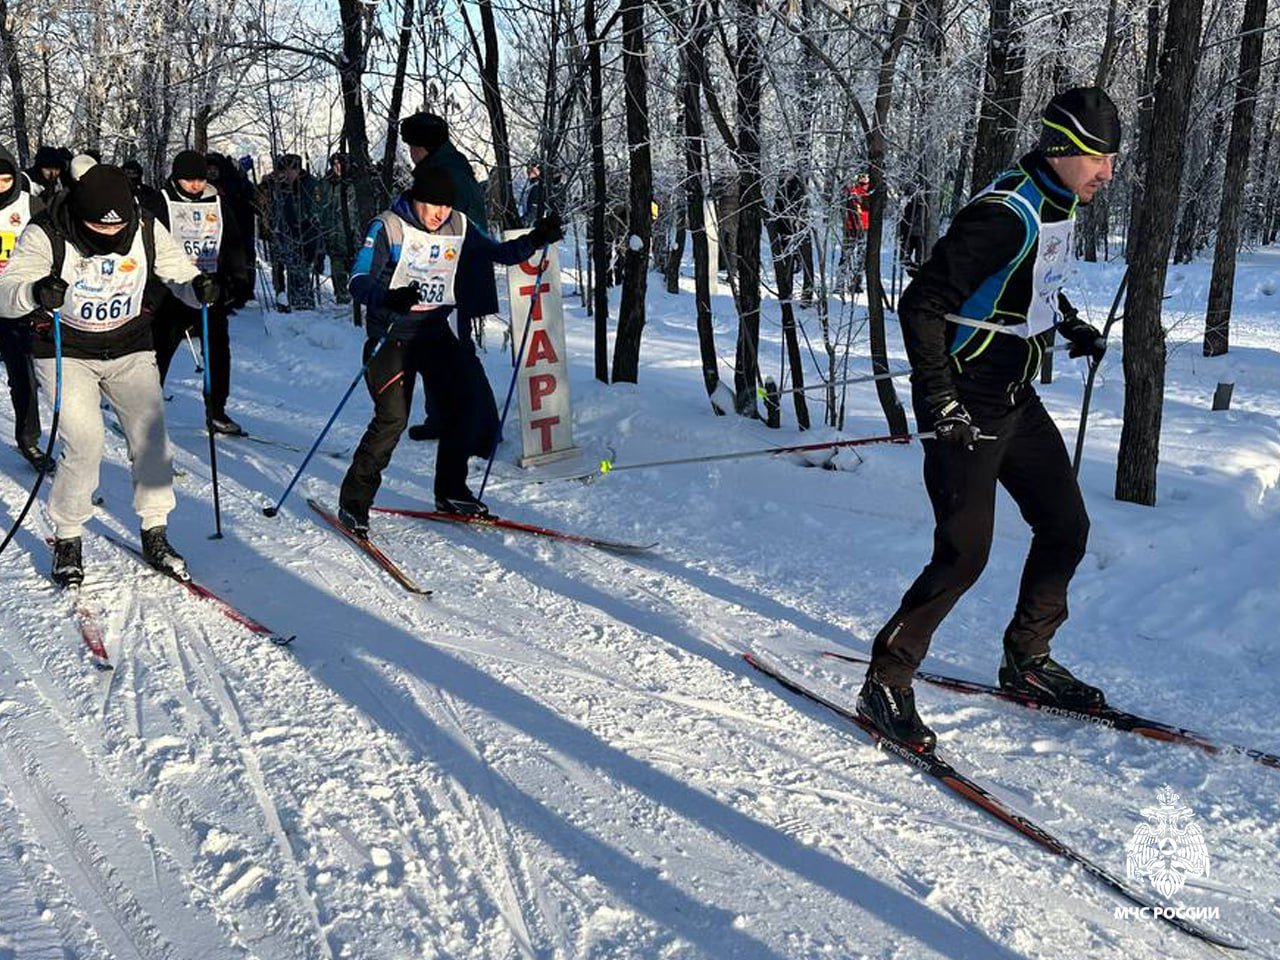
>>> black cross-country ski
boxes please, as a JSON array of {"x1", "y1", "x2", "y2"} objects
[
  {"x1": 97, "y1": 530, "x2": 296, "y2": 646},
  {"x1": 370, "y1": 505, "x2": 658, "y2": 553},
  {"x1": 308, "y1": 499, "x2": 431, "y2": 596},
  {"x1": 743, "y1": 652, "x2": 1244, "y2": 951},
  {"x1": 820, "y1": 650, "x2": 1279, "y2": 771}
]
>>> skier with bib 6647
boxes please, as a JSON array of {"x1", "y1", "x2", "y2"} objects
[
  {"x1": 335, "y1": 165, "x2": 562, "y2": 536},
  {"x1": 0, "y1": 164, "x2": 220, "y2": 587},
  {"x1": 856, "y1": 88, "x2": 1122, "y2": 753}
]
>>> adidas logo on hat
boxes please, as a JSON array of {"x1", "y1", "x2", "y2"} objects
[{"x1": 100, "y1": 209, "x2": 124, "y2": 224}]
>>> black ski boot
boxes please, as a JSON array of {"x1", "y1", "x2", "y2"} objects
[
  {"x1": 141, "y1": 525, "x2": 188, "y2": 580},
  {"x1": 407, "y1": 420, "x2": 441, "y2": 442},
  {"x1": 19, "y1": 443, "x2": 55, "y2": 474},
  {"x1": 998, "y1": 651, "x2": 1106, "y2": 709},
  {"x1": 337, "y1": 502, "x2": 370, "y2": 538},
  {"x1": 208, "y1": 411, "x2": 246, "y2": 437},
  {"x1": 51, "y1": 537, "x2": 83, "y2": 588},
  {"x1": 856, "y1": 676, "x2": 937, "y2": 753},
  {"x1": 434, "y1": 492, "x2": 490, "y2": 518}
]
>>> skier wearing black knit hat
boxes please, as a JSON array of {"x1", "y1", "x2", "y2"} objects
[
  {"x1": 856, "y1": 87, "x2": 1122, "y2": 753},
  {"x1": 0, "y1": 164, "x2": 220, "y2": 588},
  {"x1": 143, "y1": 149, "x2": 252, "y2": 435},
  {"x1": 335, "y1": 164, "x2": 562, "y2": 533},
  {"x1": 399, "y1": 111, "x2": 494, "y2": 442}
]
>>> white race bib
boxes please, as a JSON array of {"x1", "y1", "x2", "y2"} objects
[
  {"x1": 167, "y1": 195, "x2": 223, "y2": 273},
  {"x1": 64, "y1": 231, "x2": 149, "y2": 332},
  {"x1": 388, "y1": 215, "x2": 467, "y2": 310}
]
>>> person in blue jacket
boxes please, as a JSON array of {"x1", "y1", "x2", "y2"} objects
[{"x1": 337, "y1": 165, "x2": 562, "y2": 533}]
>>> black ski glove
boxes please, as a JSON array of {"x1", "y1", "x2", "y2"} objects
[
  {"x1": 528, "y1": 213, "x2": 564, "y2": 247},
  {"x1": 32, "y1": 275, "x2": 68, "y2": 312},
  {"x1": 384, "y1": 282, "x2": 422, "y2": 313},
  {"x1": 930, "y1": 395, "x2": 981, "y2": 450},
  {"x1": 192, "y1": 273, "x2": 221, "y2": 306},
  {"x1": 1062, "y1": 320, "x2": 1106, "y2": 361}
]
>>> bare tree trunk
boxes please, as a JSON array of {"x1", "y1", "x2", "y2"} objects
[
  {"x1": 1203, "y1": 0, "x2": 1267, "y2": 357},
  {"x1": 336, "y1": 0, "x2": 382, "y2": 230},
  {"x1": 0, "y1": 0, "x2": 30, "y2": 166},
  {"x1": 732, "y1": 0, "x2": 764, "y2": 417},
  {"x1": 611, "y1": 0, "x2": 651, "y2": 383},
  {"x1": 679, "y1": 0, "x2": 721, "y2": 409},
  {"x1": 1125, "y1": 0, "x2": 1162, "y2": 257},
  {"x1": 193, "y1": 104, "x2": 212, "y2": 153},
  {"x1": 467, "y1": 0, "x2": 519, "y2": 229},
  {"x1": 585, "y1": 0, "x2": 609, "y2": 383},
  {"x1": 865, "y1": 0, "x2": 914, "y2": 436},
  {"x1": 766, "y1": 183, "x2": 810, "y2": 430},
  {"x1": 381, "y1": 0, "x2": 417, "y2": 199},
  {"x1": 1249, "y1": 55, "x2": 1280, "y2": 242},
  {"x1": 970, "y1": 0, "x2": 1025, "y2": 193},
  {"x1": 1116, "y1": 0, "x2": 1204, "y2": 506}
]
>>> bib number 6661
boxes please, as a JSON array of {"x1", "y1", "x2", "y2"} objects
[{"x1": 79, "y1": 297, "x2": 132, "y2": 322}]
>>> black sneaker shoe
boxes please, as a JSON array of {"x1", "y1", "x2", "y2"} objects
[
  {"x1": 434, "y1": 493, "x2": 490, "y2": 518},
  {"x1": 998, "y1": 651, "x2": 1106, "y2": 709},
  {"x1": 856, "y1": 676, "x2": 937, "y2": 753},
  {"x1": 208, "y1": 413, "x2": 246, "y2": 437},
  {"x1": 140, "y1": 525, "x2": 188, "y2": 580},
  {"x1": 51, "y1": 537, "x2": 83, "y2": 588},
  {"x1": 407, "y1": 421, "x2": 440, "y2": 442},
  {"x1": 337, "y1": 503, "x2": 370, "y2": 538},
  {"x1": 19, "y1": 443, "x2": 55, "y2": 474}
]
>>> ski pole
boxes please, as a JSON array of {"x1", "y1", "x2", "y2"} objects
[
  {"x1": 0, "y1": 309, "x2": 61, "y2": 558},
  {"x1": 596, "y1": 429, "x2": 965, "y2": 476},
  {"x1": 262, "y1": 325, "x2": 395, "y2": 517},
  {"x1": 184, "y1": 327, "x2": 203, "y2": 372},
  {"x1": 200, "y1": 304, "x2": 223, "y2": 539},
  {"x1": 477, "y1": 239, "x2": 552, "y2": 503},
  {"x1": 1073, "y1": 268, "x2": 1129, "y2": 476}
]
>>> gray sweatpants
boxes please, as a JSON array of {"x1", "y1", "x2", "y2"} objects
[{"x1": 34, "y1": 352, "x2": 176, "y2": 539}]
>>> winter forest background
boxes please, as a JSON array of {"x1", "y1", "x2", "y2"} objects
[{"x1": 1, "y1": 0, "x2": 1274, "y2": 507}]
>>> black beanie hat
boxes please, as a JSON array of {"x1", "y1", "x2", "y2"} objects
[
  {"x1": 33, "y1": 145, "x2": 65, "y2": 170},
  {"x1": 410, "y1": 165, "x2": 456, "y2": 205},
  {"x1": 401, "y1": 112, "x2": 448, "y2": 153},
  {"x1": 1039, "y1": 87, "x2": 1122, "y2": 157},
  {"x1": 70, "y1": 165, "x2": 135, "y2": 225},
  {"x1": 172, "y1": 149, "x2": 208, "y2": 180},
  {"x1": 0, "y1": 156, "x2": 15, "y2": 178}
]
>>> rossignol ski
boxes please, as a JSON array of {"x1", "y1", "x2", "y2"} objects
[
  {"x1": 821, "y1": 649, "x2": 1279, "y2": 771},
  {"x1": 744, "y1": 652, "x2": 1244, "y2": 951}
]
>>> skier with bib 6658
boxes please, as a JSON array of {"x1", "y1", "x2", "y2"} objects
[
  {"x1": 335, "y1": 165, "x2": 562, "y2": 536},
  {"x1": 0, "y1": 164, "x2": 220, "y2": 587},
  {"x1": 856, "y1": 88, "x2": 1122, "y2": 753}
]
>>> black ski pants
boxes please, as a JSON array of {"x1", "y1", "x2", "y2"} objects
[
  {"x1": 869, "y1": 394, "x2": 1090, "y2": 686},
  {"x1": 0, "y1": 321, "x2": 40, "y2": 448},
  {"x1": 152, "y1": 298, "x2": 232, "y2": 416},
  {"x1": 340, "y1": 330, "x2": 499, "y2": 512}
]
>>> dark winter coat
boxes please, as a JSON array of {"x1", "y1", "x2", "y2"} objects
[
  {"x1": 899, "y1": 150, "x2": 1098, "y2": 421},
  {"x1": 349, "y1": 193, "x2": 538, "y2": 342}
]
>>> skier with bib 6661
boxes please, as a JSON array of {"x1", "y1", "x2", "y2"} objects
[
  {"x1": 0, "y1": 164, "x2": 220, "y2": 587},
  {"x1": 857, "y1": 88, "x2": 1122, "y2": 753},
  {"x1": 335, "y1": 165, "x2": 562, "y2": 536}
]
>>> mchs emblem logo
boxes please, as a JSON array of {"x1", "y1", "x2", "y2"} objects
[{"x1": 1125, "y1": 785, "x2": 1209, "y2": 898}]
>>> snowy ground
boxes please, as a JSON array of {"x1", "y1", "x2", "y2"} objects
[{"x1": 0, "y1": 241, "x2": 1277, "y2": 960}]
